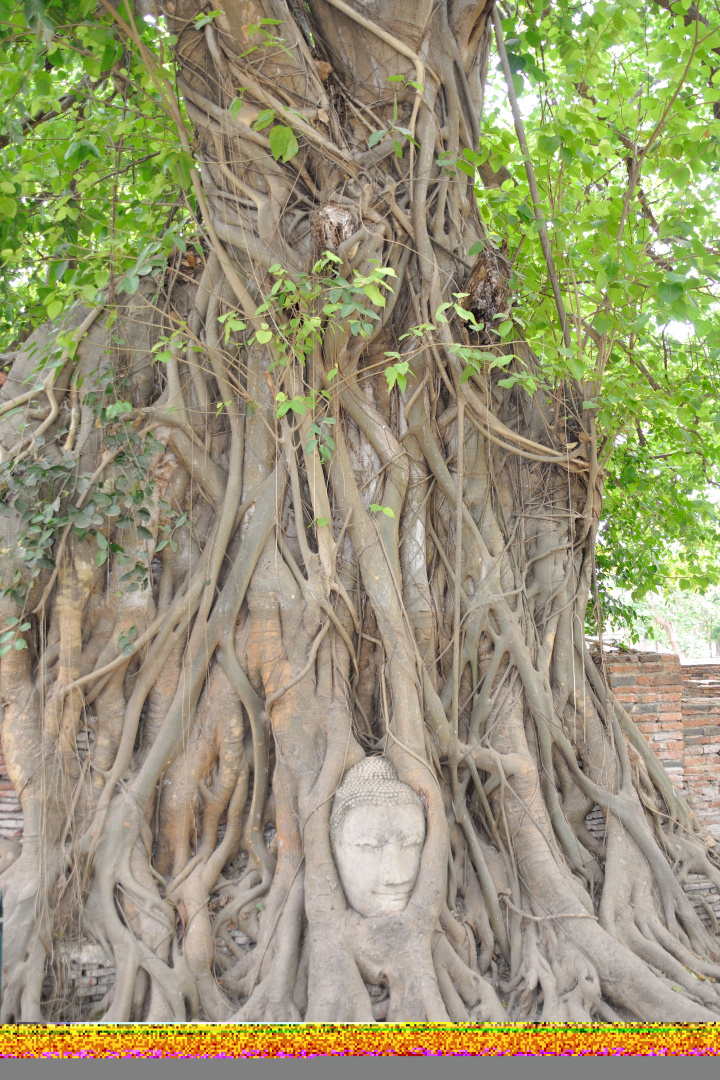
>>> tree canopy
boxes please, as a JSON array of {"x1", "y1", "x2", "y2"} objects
[{"x1": 1, "y1": 0, "x2": 719, "y2": 621}]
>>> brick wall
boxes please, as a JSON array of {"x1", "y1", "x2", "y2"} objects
[
  {"x1": 681, "y1": 665, "x2": 720, "y2": 842},
  {"x1": 0, "y1": 743, "x2": 22, "y2": 840},
  {"x1": 592, "y1": 649, "x2": 720, "y2": 932},
  {"x1": 600, "y1": 651, "x2": 685, "y2": 789},
  {"x1": 593, "y1": 649, "x2": 720, "y2": 844}
]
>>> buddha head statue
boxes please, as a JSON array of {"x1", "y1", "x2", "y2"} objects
[{"x1": 330, "y1": 756, "x2": 426, "y2": 918}]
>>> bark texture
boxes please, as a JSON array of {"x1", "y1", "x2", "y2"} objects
[{"x1": 1, "y1": 0, "x2": 720, "y2": 1022}]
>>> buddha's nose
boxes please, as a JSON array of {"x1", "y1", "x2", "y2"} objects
[{"x1": 379, "y1": 841, "x2": 410, "y2": 886}]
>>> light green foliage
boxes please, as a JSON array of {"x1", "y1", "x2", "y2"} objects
[
  {"x1": 0, "y1": 0, "x2": 189, "y2": 344},
  {"x1": 240, "y1": 18, "x2": 291, "y2": 61},
  {"x1": 383, "y1": 357, "x2": 412, "y2": 393},
  {"x1": 117, "y1": 622, "x2": 137, "y2": 656},
  {"x1": 274, "y1": 390, "x2": 325, "y2": 417},
  {"x1": 0, "y1": 615, "x2": 30, "y2": 658},
  {"x1": 244, "y1": 20, "x2": 301, "y2": 160},
  {"x1": 251, "y1": 111, "x2": 300, "y2": 163},
  {"x1": 268, "y1": 125, "x2": 299, "y2": 164},
  {"x1": 305, "y1": 418, "x2": 336, "y2": 465},
  {"x1": 216, "y1": 312, "x2": 247, "y2": 345},
  {"x1": 258, "y1": 256, "x2": 396, "y2": 373},
  {"x1": 463, "y1": 0, "x2": 720, "y2": 628},
  {"x1": 1, "y1": 0, "x2": 719, "y2": 629},
  {"x1": 192, "y1": 10, "x2": 223, "y2": 30},
  {"x1": 636, "y1": 587, "x2": 720, "y2": 658},
  {"x1": 0, "y1": 421, "x2": 174, "y2": 603},
  {"x1": 367, "y1": 74, "x2": 422, "y2": 158}
]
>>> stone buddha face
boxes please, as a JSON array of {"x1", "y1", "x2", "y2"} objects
[{"x1": 330, "y1": 757, "x2": 426, "y2": 918}]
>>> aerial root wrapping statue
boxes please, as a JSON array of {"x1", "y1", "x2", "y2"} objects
[{"x1": 330, "y1": 757, "x2": 426, "y2": 918}]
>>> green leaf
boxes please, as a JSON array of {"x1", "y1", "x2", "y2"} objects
[
  {"x1": 538, "y1": 134, "x2": 561, "y2": 155},
  {"x1": 385, "y1": 359, "x2": 411, "y2": 393},
  {"x1": 229, "y1": 94, "x2": 246, "y2": 121},
  {"x1": 63, "y1": 139, "x2": 102, "y2": 168},
  {"x1": 368, "y1": 129, "x2": 387, "y2": 148},
  {"x1": 658, "y1": 282, "x2": 684, "y2": 305},
  {"x1": 119, "y1": 273, "x2": 140, "y2": 295},
  {"x1": 0, "y1": 197, "x2": 18, "y2": 219},
  {"x1": 268, "y1": 125, "x2": 299, "y2": 163},
  {"x1": 194, "y1": 9, "x2": 224, "y2": 27},
  {"x1": 592, "y1": 314, "x2": 613, "y2": 335},
  {"x1": 168, "y1": 152, "x2": 193, "y2": 190},
  {"x1": 253, "y1": 109, "x2": 277, "y2": 132},
  {"x1": 363, "y1": 283, "x2": 386, "y2": 308}
]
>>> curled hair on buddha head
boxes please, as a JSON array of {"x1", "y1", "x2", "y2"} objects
[{"x1": 329, "y1": 756, "x2": 424, "y2": 847}]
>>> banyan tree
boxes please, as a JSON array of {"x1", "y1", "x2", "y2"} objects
[{"x1": 1, "y1": 0, "x2": 720, "y2": 1022}]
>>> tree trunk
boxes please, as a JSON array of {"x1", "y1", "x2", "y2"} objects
[
  {"x1": 1, "y1": 0, "x2": 720, "y2": 1022},
  {"x1": 651, "y1": 610, "x2": 686, "y2": 662}
]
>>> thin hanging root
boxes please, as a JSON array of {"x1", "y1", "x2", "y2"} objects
[
  {"x1": 230, "y1": 869, "x2": 305, "y2": 1022},
  {"x1": 433, "y1": 934, "x2": 506, "y2": 1020}
]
